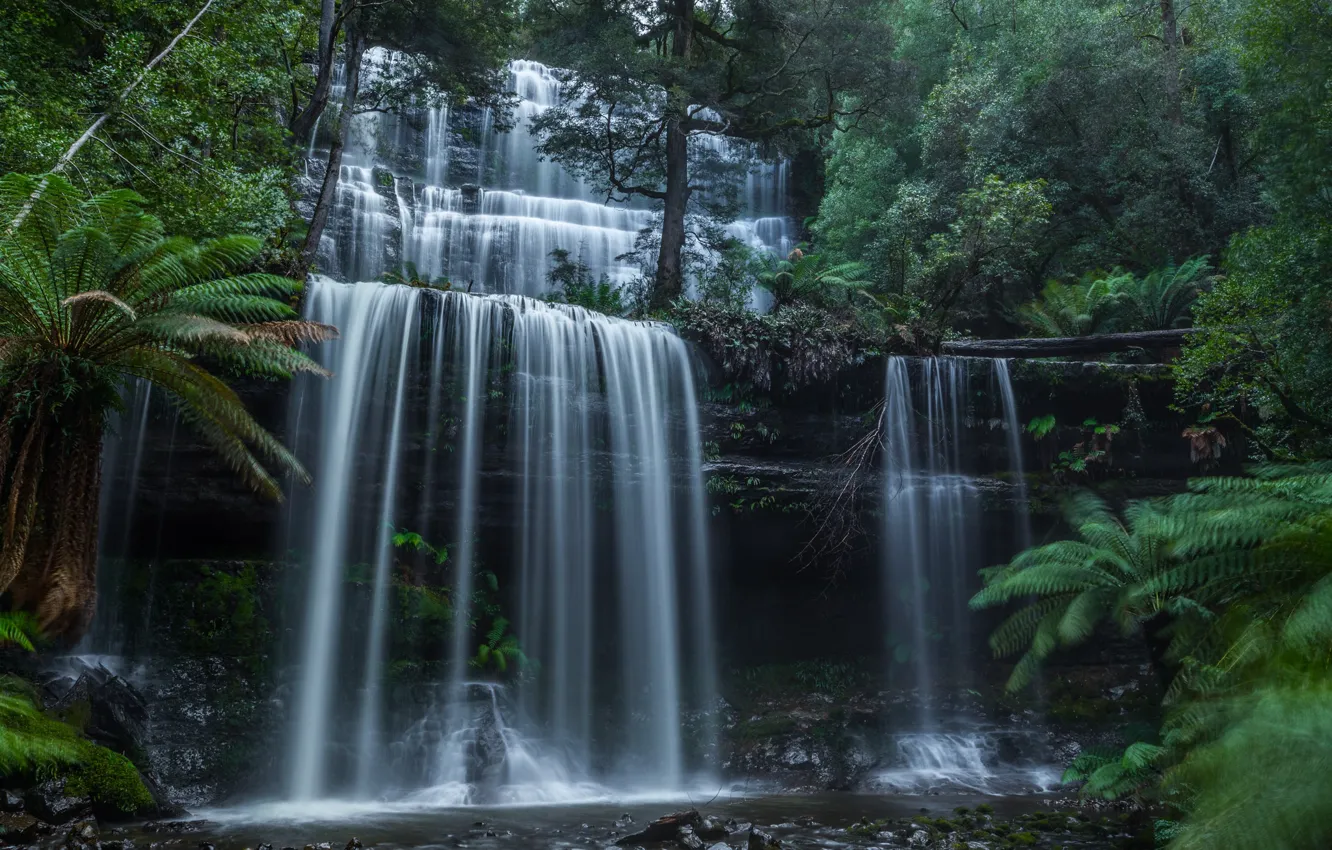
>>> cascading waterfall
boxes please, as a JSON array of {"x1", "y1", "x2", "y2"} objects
[
  {"x1": 879, "y1": 356, "x2": 1042, "y2": 792},
  {"x1": 283, "y1": 278, "x2": 714, "y2": 803},
  {"x1": 314, "y1": 57, "x2": 794, "y2": 296}
]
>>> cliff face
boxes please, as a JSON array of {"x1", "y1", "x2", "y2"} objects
[{"x1": 95, "y1": 353, "x2": 1205, "y2": 803}]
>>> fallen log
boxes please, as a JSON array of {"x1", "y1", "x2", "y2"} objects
[{"x1": 941, "y1": 328, "x2": 1199, "y2": 358}]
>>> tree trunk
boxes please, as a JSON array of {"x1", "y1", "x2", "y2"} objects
[
  {"x1": 301, "y1": 22, "x2": 365, "y2": 272},
  {"x1": 651, "y1": 120, "x2": 690, "y2": 310},
  {"x1": 1160, "y1": 0, "x2": 1182, "y2": 124},
  {"x1": 650, "y1": 0, "x2": 694, "y2": 310},
  {"x1": 1, "y1": 385, "x2": 104, "y2": 644},
  {"x1": 290, "y1": 0, "x2": 341, "y2": 144},
  {"x1": 940, "y1": 328, "x2": 1198, "y2": 358}
]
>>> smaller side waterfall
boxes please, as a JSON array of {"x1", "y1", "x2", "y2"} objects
[
  {"x1": 879, "y1": 356, "x2": 1036, "y2": 789},
  {"x1": 881, "y1": 357, "x2": 980, "y2": 728}
]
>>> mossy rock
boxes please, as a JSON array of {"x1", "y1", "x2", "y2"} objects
[
  {"x1": 0, "y1": 677, "x2": 153, "y2": 820},
  {"x1": 64, "y1": 747, "x2": 154, "y2": 819}
]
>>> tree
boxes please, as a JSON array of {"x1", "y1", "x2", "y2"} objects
[
  {"x1": 814, "y1": 0, "x2": 1259, "y2": 335},
  {"x1": 0, "y1": 0, "x2": 314, "y2": 243},
  {"x1": 1177, "y1": 0, "x2": 1332, "y2": 458},
  {"x1": 529, "y1": 0, "x2": 895, "y2": 308},
  {"x1": 0, "y1": 173, "x2": 334, "y2": 640}
]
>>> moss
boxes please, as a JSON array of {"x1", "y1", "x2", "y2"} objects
[
  {"x1": 976, "y1": 803, "x2": 995, "y2": 815},
  {"x1": 1008, "y1": 832, "x2": 1038, "y2": 845},
  {"x1": 0, "y1": 679, "x2": 152, "y2": 816},
  {"x1": 65, "y1": 747, "x2": 153, "y2": 815}
]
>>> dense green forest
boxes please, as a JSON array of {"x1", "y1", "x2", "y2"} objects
[{"x1": 1, "y1": 0, "x2": 1331, "y2": 845}]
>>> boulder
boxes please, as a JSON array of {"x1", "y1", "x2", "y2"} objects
[
  {"x1": 23, "y1": 780, "x2": 92, "y2": 825},
  {"x1": 615, "y1": 810, "x2": 702, "y2": 846},
  {"x1": 746, "y1": 827, "x2": 781, "y2": 850}
]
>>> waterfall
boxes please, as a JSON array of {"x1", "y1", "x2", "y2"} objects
[
  {"x1": 879, "y1": 356, "x2": 1037, "y2": 790},
  {"x1": 86, "y1": 380, "x2": 154, "y2": 655},
  {"x1": 881, "y1": 357, "x2": 979, "y2": 727},
  {"x1": 314, "y1": 57, "x2": 794, "y2": 296},
  {"x1": 283, "y1": 279, "x2": 714, "y2": 803}
]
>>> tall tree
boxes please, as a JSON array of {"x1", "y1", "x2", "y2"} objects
[{"x1": 529, "y1": 0, "x2": 895, "y2": 308}]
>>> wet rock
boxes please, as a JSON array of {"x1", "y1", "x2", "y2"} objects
[
  {"x1": 0, "y1": 790, "x2": 24, "y2": 812},
  {"x1": 707, "y1": 844, "x2": 729, "y2": 850},
  {"x1": 199, "y1": 842, "x2": 216, "y2": 850},
  {"x1": 24, "y1": 780, "x2": 92, "y2": 825},
  {"x1": 343, "y1": 841, "x2": 362, "y2": 850},
  {"x1": 698, "y1": 817, "x2": 727, "y2": 840},
  {"x1": 103, "y1": 840, "x2": 136, "y2": 850},
  {"x1": 69, "y1": 818, "x2": 98, "y2": 842},
  {"x1": 142, "y1": 821, "x2": 210, "y2": 834},
  {"x1": 677, "y1": 826, "x2": 705, "y2": 850},
  {"x1": 257, "y1": 844, "x2": 273, "y2": 850},
  {"x1": 746, "y1": 827, "x2": 780, "y2": 850},
  {"x1": 725, "y1": 822, "x2": 751, "y2": 835},
  {"x1": 616, "y1": 810, "x2": 702, "y2": 846},
  {"x1": 793, "y1": 816, "x2": 814, "y2": 828}
]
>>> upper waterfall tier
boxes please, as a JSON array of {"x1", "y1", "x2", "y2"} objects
[{"x1": 311, "y1": 57, "x2": 794, "y2": 295}]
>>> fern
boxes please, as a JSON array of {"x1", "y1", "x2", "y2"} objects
[{"x1": 0, "y1": 611, "x2": 40, "y2": 651}]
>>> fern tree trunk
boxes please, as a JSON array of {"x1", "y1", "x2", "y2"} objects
[{"x1": 0, "y1": 372, "x2": 105, "y2": 644}]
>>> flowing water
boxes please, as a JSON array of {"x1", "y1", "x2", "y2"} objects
[
  {"x1": 75, "y1": 55, "x2": 1068, "y2": 817},
  {"x1": 316, "y1": 57, "x2": 794, "y2": 296},
  {"x1": 283, "y1": 279, "x2": 715, "y2": 803},
  {"x1": 879, "y1": 356, "x2": 1043, "y2": 792}
]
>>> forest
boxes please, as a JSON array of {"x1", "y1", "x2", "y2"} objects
[{"x1": 0, "y1": 0, "x2": 1330, "y2": 847}]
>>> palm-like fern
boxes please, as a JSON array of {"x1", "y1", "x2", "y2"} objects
[
  {"x1": 1018, "y1": 274, "x2": 1124, "y2": 337},
  {"x1": 1062, "y1": 741, "x2": 1168, "y2": 804},
  {"x1": 970, "y1": 491, "x2": 1174, "y2": 690},
  {"x1": 0, "y1": 172, "x2": 335, "y2": 639},
  {"x1": 1119, "y1": 257, "x2": 1209, "y2": 332},
  {"x1": 757, "y1": 247, "x2": 868, "y2": 310}
]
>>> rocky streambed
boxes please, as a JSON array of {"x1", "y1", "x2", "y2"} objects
[{"x1": 0, "y1": 795, "x2": 1149, "y2": 850}]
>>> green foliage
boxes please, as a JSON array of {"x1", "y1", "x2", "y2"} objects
[
  {"x1": 755, "y1": 247, "x2": 869, "y2": 312},
  {"x1": 0, "y1": 611, "x2": 40, "y2": 651},
  {"x1": 381, "y1": 262, "x2": 451, "y2": 290},
  {"x1": 971, "y1": 491, "x2": 1173, "y2": 691},
  {"x1": 0, "y1": 678, "x2": 84, "y2": 776},
  {"x1": 1019, "y1": 275, "x2": 1125, "y2": 338},
  {"x1": 670, "y1": 299, "x2": 888, "y2": 394},
  {"x1": 393, "y1": 528, "x2": 449, "y2": 565},
  {"x1": 470, "y1": 616, "x2": 528, "y2": 674},
  {"x1": 1062, "y1": 741, "x2": 1167, "y2": 803},
  {"x1": 0, "y1": 0, "x2": 310, "y2": 244},
  {"x1": 64, "y1": 746, "x2": 155, "y2": 814},
  {"x1": 542, "y1": 249, "x2": 624, "y2": 316},
  {"x1": 815, "y1": 0, "x2": 1257, "y2": 335},
  {"x1": 1025, "y1": 415, "x2": 1057, "y2": 441},
  {"x1": 0, "y1": 172, "x2": 328, "y2": 499},
  {"x1": 1019, "y1": 258, "x2": 1209, "y2": 337},
  {"x1": 0, "y1": 677, "x2": 152, "y2": 814}
]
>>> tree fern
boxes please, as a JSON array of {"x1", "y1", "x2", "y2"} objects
[
  {"x1": 970, "y1": 491, "x2": 1174, "y2": 690},
  {"x1": 1119, "y1": 257, "x2": 1209, "y2": 331},
  {"x1": 0, "y1": 172, "x2": 336, "y2": 639},
  {"x1": 1018, "y1": 273, "x2": 1124, "y2": 337}
]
